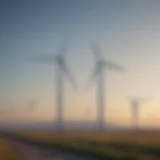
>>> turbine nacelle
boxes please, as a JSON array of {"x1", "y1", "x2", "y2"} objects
[
  {"x1": 129, "y1": 97, "x2": 149, "y2": 107},
  {"x1": 31, "y1": 45, "x2": 66, "y2": 65},
  {"x1": 30, "y1": 44, "x2": 76, "y2": 89},
  {"x1": 87, "y1": 43, "x2": 125, "y2": 86},
  {"x1": 54, "y1": 55, "x2": 65, "y2": 64},
  {"x1": 92, "y1": 42, "x2": 125, "y2": 71}
]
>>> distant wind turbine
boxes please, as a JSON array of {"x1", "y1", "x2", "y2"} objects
[
  {"x1": 31, "y1": 42, "x2": 76, "y2": 131},
  {"x1": 129, "y1": 97, "x2": 149, "y2": 130},
  {"x1": 28, "y1": 100, "x2": 36, "y2": 110},
  {"x1": 85, "y1": 106, "x2": 92, "y2": 121},
  {"x1": 88, "y1": 43, "x2": 124, "y2": 131}
]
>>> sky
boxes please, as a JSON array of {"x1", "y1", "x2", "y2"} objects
[{"x1": 0, "y1": 0, "x2": 160, "y2": 128}]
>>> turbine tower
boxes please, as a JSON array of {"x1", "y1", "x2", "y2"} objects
[
  {"x1": 88, "y1": 43, "x2": 124, "y2": 131},
  {"x1": 129, "y1": 97, "x2": 148, "y2": 130},
  {"x1": 26, "y1": 100, "x2": 37, "y2": 121},
  {"x1": 31, "y1": 42, "x2": 76, "y2": 131}
]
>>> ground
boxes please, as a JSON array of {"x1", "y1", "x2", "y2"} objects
[
  {"x1": 1, "y1": 130, "x2": 160, "y2": 160},
  {"x1": 0, "y1": 138, "x2": 21, "y2": 160}
]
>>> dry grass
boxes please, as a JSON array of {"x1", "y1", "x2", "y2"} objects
[
  {"x1": 0, "y1": 138, "x2": 21, "y2": 160},
  {"x1": 17, "y1": 131, "x2": 160, "y2": 146},
  {"x1": 13, "y1": 130, "x2": 160, "y2": 160}
]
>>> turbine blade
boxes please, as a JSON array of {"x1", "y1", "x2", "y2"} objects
[
  {"x1": 87, "y1": 65, "x2": 100, "y2": 87},
  {"x1": 31, "y1": 55, "x2": 56, "y2": 64},
  {"x1": 30, "y1": 38, "x2": 69, "y2": 64},
  {"x1": 92, "y1": 42, "x2": 102, "y2": 61},
  {"x1": 56, "y1": 43, "x2": 68, "y2": 57},
  {"x1": 104, "y1": 61, "x2": 125, "y2": 72},
  {"x1": 56, "y1": 37, "x2": 70, "y2": 57},
  {"x1": 60, "y1": 61, "x2": 76, "y2": 88}
]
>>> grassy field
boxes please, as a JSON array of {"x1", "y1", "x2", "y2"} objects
[
  {"x1": 0, "y1": 138, "x2": 21, "y2": 160},
  {"x1": 12, "y1": 130, "x2": 160, "y2": 160}
]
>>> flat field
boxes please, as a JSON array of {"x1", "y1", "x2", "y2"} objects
[{"x1": 13, "y1": 130, "x2": 160, "y2": 160}]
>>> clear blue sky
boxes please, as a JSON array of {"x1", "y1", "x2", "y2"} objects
[{"x1": 1, "y1": 0, "x2": 160, "y2": 127}]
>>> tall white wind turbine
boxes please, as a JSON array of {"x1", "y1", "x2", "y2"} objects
[
  {"x1": 31, "y1": 43, "x2": 76, "y2": 131},
  {"x1": 88, "y1": 43, "x2": 124, "y2": 131}
]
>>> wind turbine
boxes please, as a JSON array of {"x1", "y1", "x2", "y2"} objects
[
  {"x1": 129, "y1": 97, "x2": 149, "y2": 130},
  {"x1": 27, "y1": 100, "x2": 36, "y2": 110},
  {"x1": 88, "y1": 43, "x2": 124, "y2": 131},
  {"x1": 31, "y1": 42, "x2": 76, "y2": 131},
  {"x1": 85, "y1": 106, "x2": 92, "y2": 121}
]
